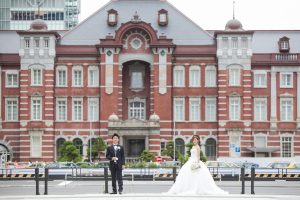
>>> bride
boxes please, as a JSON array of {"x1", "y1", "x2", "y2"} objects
[{"x1": 167, "y1": 135, "x2": 228, "y2": 195}]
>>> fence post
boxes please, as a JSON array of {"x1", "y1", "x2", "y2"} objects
[
  {"x1": 251, "y1": 167, "x2": 255, "y2": 195},
  {"x1": 241, "y1": 167, "x2": 245, "y2": 194},
  {"x1": 104, "y1": 167, "x2": 108, "y2": 194},
  {"x1": 172, "y1": 167, "x2": 176, "y2": 183},
  {"x1": 44, "y1": 168, "x2": 49, "y2": 195},
  {"x1": 35, "y1": 168, "x2": 40, "y2": 195}
]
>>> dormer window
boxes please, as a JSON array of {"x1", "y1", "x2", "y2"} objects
[
  {"x1": 278, "y1": 37, "x2": 290, "y2": 52},
  {"x1": 158, "y1": 9, "x2": 168, "y2": 26},
  {"x1": 107, "y1": 9, "x2": 118, "y2": 26}
]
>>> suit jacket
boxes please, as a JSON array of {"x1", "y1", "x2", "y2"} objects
[{"x1": 106, "y1": 144, "x2": 125, "y2": 168}]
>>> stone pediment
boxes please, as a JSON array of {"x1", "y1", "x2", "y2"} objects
[{"x1": 108, "y1": 118, "x2": 159, "y2": 130}]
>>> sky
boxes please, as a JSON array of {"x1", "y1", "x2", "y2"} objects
[{"x1": 80, "y1": 0, "x2": 300, "y2": 30}]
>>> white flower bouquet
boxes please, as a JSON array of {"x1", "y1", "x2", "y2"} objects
[{"x1": 191, "y1": 161, "x2": 201, "y2": 170}]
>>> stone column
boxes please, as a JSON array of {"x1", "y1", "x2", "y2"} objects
[{"x1": 270, "y1": 71, "x2": 277, "y2": 128}]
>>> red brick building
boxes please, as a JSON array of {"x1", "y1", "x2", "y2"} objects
[{"x1": 0, "y1": 0, "x2": 300, "y2": 162}]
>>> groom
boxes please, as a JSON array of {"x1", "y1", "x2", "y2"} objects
[{"x1": 106, "y1": 133, "x2": 125, "y2": 194}]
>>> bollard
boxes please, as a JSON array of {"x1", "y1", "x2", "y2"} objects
[
  {"x1": 241, "y1": 167, "x2": 245, "y2": 194},
  {"x1": 35, "y1": 168, "x2": 40, "y2": 195},
  {"x1": 172, "y1": 167, "x2": 176, "y2": 183},
  {"x1": 251, "y1": 167, "x2": 255, "y2": 195},
  {"x1": 104, "y1": 167, "x2": 108, "y2": 194},
  {"x1": 44, "y1": 168, "x2": 49, "y2": 195}
]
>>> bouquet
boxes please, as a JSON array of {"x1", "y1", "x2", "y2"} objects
[{"x1": 191, "y1": 161, "x2": 201, "y2": 170}]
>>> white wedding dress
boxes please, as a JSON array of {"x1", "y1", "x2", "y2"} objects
[{"x1": 167, "y1": 147, "x2": 228, "y2": 195}]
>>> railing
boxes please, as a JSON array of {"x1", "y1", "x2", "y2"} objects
[{"x1": 275, "y1": 54, "x2": 298, "y2": 61}]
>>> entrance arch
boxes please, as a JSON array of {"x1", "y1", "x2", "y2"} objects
[
  {"x1": 0, "y1": 144, "x2": 11, "y2": 165},
  {"x1": 205, "y1": 138, "x2": 217, "y2": 160}
]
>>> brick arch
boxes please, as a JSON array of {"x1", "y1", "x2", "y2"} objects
[{"x1": 115, "y1": 21, "x2": 158, "y2": 44}]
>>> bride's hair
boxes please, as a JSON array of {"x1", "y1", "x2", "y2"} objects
[{"x1": 191, "y1": 135, "x2": 201, "y2": 146}]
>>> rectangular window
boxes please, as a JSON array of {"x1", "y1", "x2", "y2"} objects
[
  {"x1": 32, "y1": 69, "x2": 42, "y2": 85},
  {"x1": 281, "y1": 98, "x2": 293, "y2": 121},
  {"x1": 241, "y1": 37, "x2": 248, "y2": 49},
  {"x1": 229, "y1": 97, "x2": 240, "y2": 120},
  {"x1": 229, "y1": 68, "x2": 240, "y2": 86},
  {"x1": 173, "y1": 67, "x2": 185, "y2": 87},
  {"x1": 73, "y1": 69, "x2": 83, "y2": 87},
  {"x1": 232, "y1": 37, "x2": 238, "y2": 49},
  {"x1": 222, "y1": 37, "x2": 228, "y2": 49},
  {"x1": 6, "y1": 72, "x2": 18, "y2": 87},
  {"x1": 205, "y1": 98, "x2": 216, "y2": 121},
  {"x1": 88, "y1": 68, "x2": 99, "y2": 87},
  {"x1": 174, "y1": 98, "x2": 185, "y2": 121},
  {"x1": 44, "y1": 38, "x2": 49, "y2": 48},
  {"x1": 56, "y1": 99, "x2": 67, "y2": 121},
  {"x1": 31, "y1": 97, "x2": 42, "y2": 120},
  {"x1": 88, "y1": 98, "x2": 99, "y2": 121},
  {"x1": 255, "y1": 135, "x2": 267, "y2": 148},
  {"x1": 57, "y1": 70, "x2": 67, "y2": 86},
  {"x1": 189, "y1": 98, "x2": 200, "y2": 121},
  {"x1": 189, "y1": 67, "x2": 200, "y2": 87},
  {"x1": 280, "y1": 73, "x2": 293, "y2": 88},
  {"x1": 24, "y1": 37, "x2": 30, "y2": 48},
  {"x1": 73, "y1": 99, "x2": 82, "y2": 121},
  {"x1": 205, "y1": 69, "x2": 216, "y2": 87},
  {"x1": 129, "y1": 101, "x2": 145, "y2": 120},
  {"x1": 254, "y1": 98, "x2": 267, "y2": 121},
  {"x1": 30, "y1": 133, "x2": 42, "y2": 158},
  {"x1": 281, "y1": 136, "x2": 293, "y2": 157},
  {"x1": 6, "y1": 99, "x2": 18, "y2": 121},
  {"x1": 131, "y1": 72, "x2": 143, "y2": 89},
  {"x1": 34, "y1": 37, "x2": 40, "y2": 48},
  {"x1": 254, "y1": 72, "x2": 267, "y2": 88}
]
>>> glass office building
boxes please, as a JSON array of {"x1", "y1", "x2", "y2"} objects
[{"x1": 0, "y1": 0, "x2": 80, "y2": 30}]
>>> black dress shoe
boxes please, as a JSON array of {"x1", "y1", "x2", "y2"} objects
[
  {"x1": 110, "y1": 192, "x2": 117, "y2": 194},
  {"x1": 119, "y1": 191, "x2": 122, "y2": 195}
]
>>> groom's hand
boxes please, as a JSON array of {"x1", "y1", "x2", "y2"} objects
[{"x1": 112, "y1": 157, "x2": 118, "y2": 161}]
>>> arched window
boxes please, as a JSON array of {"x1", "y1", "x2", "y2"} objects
[
  {"x1": 0, "y1": 144, "x2": 10, "y2": 162},
  {"x1": 73, "y1": 138, "x2": 83, "y2": 155},
  {"x1": 56, "y1": 138, "x2": 66, "y2": 158},
  {"x1": 205, "y1": 138, "x2": 217, "y2": 160},
  {"x1": 175, "y1": 138, "x2": 185, "y2": 156}
]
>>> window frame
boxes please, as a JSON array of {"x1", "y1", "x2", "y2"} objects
[
  {"x1": 72, "y1": 65, "x2": 83, "y2": 87},
  {"x1": 173, "y1": 66, "x2": 185, "y2": 87},
  {"x1": 5, "y1": 70, "x2": 19, "y2": 88},
  {"x1": 205, "y1": 97, "x2": 217, "y2": 122},
  {"x1": 173, "y1": 97, "x2": 185, "y2": 122},
  {"x1": 31, "y1": 96, "x2": 42, "y2": 121},
  {"x1": 253, "y1": 71, "x2": 267, "y2": 88},
  {"x1": 88, "y1": 97, "x2": 99, "y2": 121},
  {"x1": 72, "y1": 98, "x2": 83, "y2": 121},
  {"x1": 88, "y1": 66, "x2": 99, "y2": 87},
  {"x1": 205, "y1": 65, "x2": 216, "y2": 87},
  {"x1": 280, "y1": 134, "x2": 293, "y2": 157},
  {"x1": 280, "y1": 97, "x2": 293, "y2": 121},
  {"x1": 56, "y1": 98, "x2": 67, "y2": 121},
  {"x1": 56, "y1": 65, "x2": 67, "y2": 87},
  {"x1": 280, "y1": 72, "x2": 293, "y2": 88},
  {"x1": 229, "y1": 96, "x2": 240, "y2": 121},
  {"x1": 5, "y1": 97, "x2": 18, "y2": 122},
  {"x1": 189, "y1": 65, "x2": 201, "y2": 87},
  {"x1": 254, "y1": 98, "x2": 267, "y2": 121},
  {"x1": 31, "y1": 67, "x2": 43, "y2": 86},
  {"x1": 189, "y1": 97, "x2": 200, "y2": 122}
]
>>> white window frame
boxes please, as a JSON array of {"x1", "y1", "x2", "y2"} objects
[
  {"x1": 173, "y1": 66, "x2": 185, "y2": 87},
  {"x1": 205, "y1": 97, "x2": 217, "y2": 121},
  {"x1": 31, "y1": 96, "x2": 42, "y2": 121},
  {"x1": 88, "y1": 97, "x2": 99, "y2": 121},
  {"x1": 56, "y1": 65, "x2": 67, "y2": 87},
  {"x1": 241, "y1": 37, "x2": 248, "y2": 49},
  {"x1": 128, "y1": 98, "x2": 146, "y2": 120},
  {"x1": 56, "y1": 98, "x2": 67, "y2": 121},
  {"x1": 229, "y1": 96, "x2": 240, "y2": 120},
  {"x1": 205, "y1": 65, "x2": 216, "y2": 87},
  {"x1": 280, "y1": 134, "x2": 294, "y2": 157},
  {"x1": 280, "y1": 98, "x2": 293, "y2": 121},
  {"x1": 174, "y1": 97, "x2": 185, "y2": 122},
  {"x1": 5, "y1": 98, "x2": 18, "y2": 121},
  {"x1": 280, "y1": 72, "x2": 293, "y2": 88},
  {"x1": 254, "y1": 133, "x2": 267, "y2": 148},
  {"x1": 72, "y1": 65, "x2": 83, "y2": 87},
  {"x1": 34, "y1": 37, "x2": 40, "y2": 48},
  {"x1": 72, "y1": 98, "x2": 83, "y2": 121},
  {"x1": 254, "y1": 98, "x2": 267, "y2": 121},
  {"x1": 228, "y1": 66, "x2": 241, "y2": 86},
  {"x1": 31, "y1": 67, "x2": 43, "y2": 86},
  {"x1": 189, "y1": 65, "x2": 200, "y2": 87},
  {"x1": 44, "y1": 37, "x2": 49, "y2": 48},
  {"x1": 88, "y1": 66, "x2": 99, "y2": 87},
  {"x1": 253, "y1": 71, "x2": 267, "y2": 88},
  {"x1": 6, "y1": 70, "x2": 19, "y2": 88},
  {"x1": 30, "y1": 131, "x2": 42, "y2": 158},
  {"x1": 231, "y1": 37, "x2": 238, "y2": 49},
  {"x1": 222, "y1": 37, "x2": 229, "y2": 49},
  {"x1": 24, "y1": 37, "x2": 30, "y2": 49},
  {"x1": 189, "y1": 97, "x2": 200, "y2": 122}
]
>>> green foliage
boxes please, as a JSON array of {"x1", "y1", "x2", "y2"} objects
[
  {"x1": 58, "y1": 141, "x2": 82, "y2": 163},
  {"x1": 161, "y1": 141, "x2": 180, "y2": 160},
  {"x1": 87, "y1": 137, "x2": 107, "y2": 162},
  {"x1": 139, "y1": 150, "x2": 155, "y2": 162},
  {"x1": 185, "y1": 142, "x2": 207, "y2": 163}
]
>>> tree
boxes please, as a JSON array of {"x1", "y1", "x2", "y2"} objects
[
  {"x1": 58, "y1": 141, "x2": 82, "y2": 162},
  {"x1": 139, "y1": 150, "x2": 155, "y2": 162},
  {"x1": 161, "y1": 141, "x2": 180, "y2": 160},
  {"x1": 87, "y1": 137, "x2": 107, "y2": 162}
]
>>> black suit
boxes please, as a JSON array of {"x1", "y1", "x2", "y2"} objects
[{"x1": 106, "y1": 144, "x2": 125, "y2": 193}]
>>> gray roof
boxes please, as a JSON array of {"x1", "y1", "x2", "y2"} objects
[
  {"x1": 61, "y1": 0, "x2": 214, "y2": 45},
  {"x1": 0, "y1": 31, "x2": 20, "y2": 53},
  {"x1": 253, "y1": 30, "x2": 300, "y2": 53}
]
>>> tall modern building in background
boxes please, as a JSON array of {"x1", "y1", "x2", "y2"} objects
[{"x1": 0, "y1": 0, "x2": 81, "y2": 30}]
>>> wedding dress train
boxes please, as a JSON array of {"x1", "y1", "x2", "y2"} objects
[{"x1": 167, "y1": 147, "x2": 228, "y2": 195}]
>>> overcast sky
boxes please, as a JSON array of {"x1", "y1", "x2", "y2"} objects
[{"x1": 80, "y1": 0, "x2": 300, "y2": 30}]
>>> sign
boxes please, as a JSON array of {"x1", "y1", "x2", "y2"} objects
[
  {"x1": 155, "y1": 156, "x2": 162, "y2": 163},
  {"x1": 230, "y1": 144, "x2": 235, "y2": 148},
  {"x1": 235, "y1": 147, "x2": 240, "y2": 152}
]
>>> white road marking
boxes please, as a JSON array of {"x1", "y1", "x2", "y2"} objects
[{"x1": 57, "y1": 181, "x2": 73, "y2": 186}]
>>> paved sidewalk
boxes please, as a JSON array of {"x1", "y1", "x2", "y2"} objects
[{"x1": 0, "y1": 194, "x2": 299, "y2": 200}]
